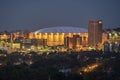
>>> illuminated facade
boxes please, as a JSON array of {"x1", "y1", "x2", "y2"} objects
[{"x1": 33, "y1": 32, "x2": 88, "y2": 47}]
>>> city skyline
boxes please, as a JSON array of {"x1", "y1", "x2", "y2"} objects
[{"x1": 0, "y1": 0, "x2": 120, "y2": 31}]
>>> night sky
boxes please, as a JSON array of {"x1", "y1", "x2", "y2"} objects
[{"x1": 0, "y1": 0, "x2": 120, "y2": 31}]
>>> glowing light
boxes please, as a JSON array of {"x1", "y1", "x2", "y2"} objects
[
  {"x1": 114, "y1": 33, "x2": 118, "y2": 36},
  {"x1": 99, "y1": 21, "x2": 102, "y2": 24},
  {"x1": 82, "y1": 64, "x2": 99, "y2": 73}
]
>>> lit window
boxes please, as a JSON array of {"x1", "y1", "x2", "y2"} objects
[{"x1": 99, "y1": 21, "x2": 102, "y2": 24}]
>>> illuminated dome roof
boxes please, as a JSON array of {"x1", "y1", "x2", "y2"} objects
[{"x1": 35, "y1": 26, "x2": 87, "y2": 33}]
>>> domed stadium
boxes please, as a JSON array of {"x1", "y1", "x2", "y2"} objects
[
  {"x1": 33, "y1": 26, "x2": 88, "y2": 46},
  {"x1": 35, "y1": 26, "x2": 87, "y2": 33}
]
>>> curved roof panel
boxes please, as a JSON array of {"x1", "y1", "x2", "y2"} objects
[{"x1": 35, "y1": 26, "x2": 87, "y2": 33}]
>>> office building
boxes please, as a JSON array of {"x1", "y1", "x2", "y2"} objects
[{"x1": 88, "y1": 20, "x2": 102, "y2": 48}]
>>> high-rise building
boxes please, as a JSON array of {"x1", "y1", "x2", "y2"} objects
[{"x1": 88, "y1": 20, "x2": 102, "y2": 48}]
